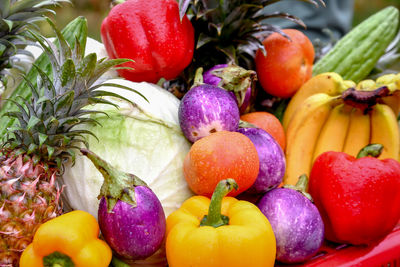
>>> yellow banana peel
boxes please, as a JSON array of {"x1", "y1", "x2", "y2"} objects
[{"x1": 283, "y1": 72, "x2": 400, "y2": 186}]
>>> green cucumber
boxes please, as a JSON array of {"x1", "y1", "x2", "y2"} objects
[
  {"x1": 313, "y1": 6, "x2": 399, "y2": 83},
  {"x1": 0, "y1": 16, "x2": 88, "y2": 137}
]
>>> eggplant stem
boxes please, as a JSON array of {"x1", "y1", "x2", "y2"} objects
[
  {"x1": 80, "y1": 148, "x2": 147, "y2": 212},
  {"x1": 283, "y1": 174, "x2": 313, "y2": 201}
]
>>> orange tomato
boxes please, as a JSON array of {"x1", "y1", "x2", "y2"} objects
[
  {"x1": 184, "y1": 131, "x2": 259, "y2": 197},
  {"x1": 255, "y1": 29, "x2": 314, "y2": 98}
]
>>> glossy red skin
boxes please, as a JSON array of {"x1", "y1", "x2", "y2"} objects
[
  {"x1": 101, "y1": 0, "x2": 194, "y2": 83},
  {"x1": 255, "y1": 29, "x2": 314, "y2": 98},
  {"x1": 309, "y1": 151, "x2": 400, "y2": 245}
]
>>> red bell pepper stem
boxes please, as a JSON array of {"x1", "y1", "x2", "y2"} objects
[
  {"x1": 200, "y1": 179, "x2": 238, "y2": 228},
  {"x1": 356, "y1": 143, "x2": 383, "y2": 159}
]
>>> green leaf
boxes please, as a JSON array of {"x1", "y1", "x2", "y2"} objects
[
  {"x1": 0, "y1": 43, "x2": 6, "y2": 57},
  {"x1": 27, "y1": 116, "x2": 41, "y2": 131},
  {"x1": 77, "y1": 53, "x2": 97, "y2": 80},
  {"x1": 46, "y1": 18, "x2": 72, "y2": 63},
  {"x1": 67, "y1": 148, "x2": 76, "y2": 164},
  {"x1": 47, "y1": 145, "x2": 55, "y2": 160},
  {"x1": 196, "y1": 33, "x2": 216, "y2": 49},
  {"x1": 38, "y1": 133, "x2": 48, "y2": 148},
  {"x1": 59, "y1": 58, "x2": 76, "y2": 87},
  {"x1": 55, "y1": 90, "x2": 74, "y2": 115},
  {"x1": 88, "y1": 83, "x2": 148, "y2": 103},
  {"x1": 27, "y1": 143, "x2": 38, "y2": 155},
  {"x1": 88, "y1": 58, "x2": 131, "y2": 86},
  {"x1": 0, "y1": 0, "x2": 10, "y2": 17},
  {"x1": 179, "y1": 0, "x2": 191, "y2": 21},
  {"x1": 2, "y1": 19, "x2": 13, "y2": 31}
]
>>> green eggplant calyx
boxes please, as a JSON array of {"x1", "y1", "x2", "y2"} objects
[
  {"x1": 283, "y1": 174, "x2": 313, "y2": 202},
  {"x1": 80, "y1": 148, "x2": 147, "y2": 213}
]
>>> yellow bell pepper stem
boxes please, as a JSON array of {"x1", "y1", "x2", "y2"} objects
[
  {"x1": 42, "y1": 251, "x2": 74, "y2": 266},
  {"x1": 200, "y1": 179, "x2": 238, "y2": 227}
]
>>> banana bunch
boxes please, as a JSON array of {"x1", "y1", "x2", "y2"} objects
[{"x1": 283, "y1": 72, "x2": 400, "y2": 185}]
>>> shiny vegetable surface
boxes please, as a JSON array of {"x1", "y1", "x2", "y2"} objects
[
  {"x1": 101, "y1": 0, "x2": 194, "y2": 83},
  {"x1": 20, "y1": 210, "x2": 112, "y2": 267},
  {"x1": 166, "y1": 179, "x2": 276, "y2": 267},
  {"x1": 309, "y1": 144, "x2": 400, "y2": 245}
]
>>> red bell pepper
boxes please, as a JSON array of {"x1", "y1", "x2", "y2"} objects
[
  {"x1": 101, "y1": 0, "x2": 194, "y2": 83},
  {"x1": 309, "y1": 144, "x2": 400, "y2": 245}
]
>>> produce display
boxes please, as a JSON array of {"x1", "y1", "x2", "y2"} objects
[
  {"x1": 283, "y1": 72, "x2": 400, "y2": 185},
  {"x1": 1, "y1": 0, "x2": 400, "y2": 266}
]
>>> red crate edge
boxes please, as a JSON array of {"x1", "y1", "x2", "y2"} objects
[{"x1": 281, "y1": 223, "x2": 400, "y2": 267}]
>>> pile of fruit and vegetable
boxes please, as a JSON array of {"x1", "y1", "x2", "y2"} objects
[{"x1": 1, "y1": 0, "x2": 400, "y2": 266}]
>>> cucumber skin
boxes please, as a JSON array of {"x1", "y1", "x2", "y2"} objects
[
  {"x1": 313, "y1": 6, "x2": 399, "y2": 83},
  {"x1": 0, "y1": 17, "x2": 88, "y2": 137}
]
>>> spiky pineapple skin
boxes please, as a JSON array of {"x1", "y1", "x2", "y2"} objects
[{"x1": 0, "y1": 153, "x2": 62, "y2": 266}]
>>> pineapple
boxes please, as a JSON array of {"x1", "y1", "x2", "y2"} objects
[
  {"x1": 0, "y1": 0, "x2": 69, "y2": 79},
  {"x1": 0, "y1": 18, "x2": 136, "y2": 266},
  {"x1": 166, "y1": 0, "x2": 324, "y2": 95}
]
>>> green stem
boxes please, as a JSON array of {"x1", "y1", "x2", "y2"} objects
[
  {"x1": 111, "y1": 256, "x2": 131, "y2": 267},
  {"x1": 356, "y1": 143, "x2": 383, "y2": 159},
  {"x1": 112, "y1": 0, "x2": 126, "y2": 5},
  {"x1": 238, "y1": 120, "x2": 258, "y2": 129},
  {"x1": 200, "y1": 179, "x2": 238, "y2": 228},
  {"x1": 43, "y1": 251, "x2": 74, "y2": 267},
  {"x1": 283, "y1": 174, "x2": 313, "y2": 201},
  {"x1": 192, "y1": 67, "x2": 204, "y2": 88},
  {"x1": 80, "y1": 148, "x2": 147, "y2": 212}
]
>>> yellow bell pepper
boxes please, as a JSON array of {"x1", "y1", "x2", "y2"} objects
[
  {"x1": 166, "y1": 179, "x2": 276, "y2": 267},
  {"x1": 20, "y1": 210, "x2": 112, "y2": 267}
]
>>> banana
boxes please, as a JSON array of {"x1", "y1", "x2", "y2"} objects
[
  {"x1": 370, "y1": 103, "x2": 400, "y2": 161},
  {"x1": 284, "y1": 93, "x2": 337, "y2": 185},
  {"x1": 356, "y1": 79, "x2": 376, "y2": 91},
  {"x1": 283, "y1": 72, "x2": 348, "y2": 130},
  {"x1": 312, "y1": 104, "x2": 352, "y2": 163},
  {"x1": 382, "y1": 90, "x2": 400, "y2": 117},
  {"x1": 343, "y1": 107, "x2": 371, "y2": 157},
  {"x1": 376, "y1": 73, "x2": 397, "y2": 85}
]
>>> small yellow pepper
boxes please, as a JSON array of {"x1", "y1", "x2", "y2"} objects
[
  {"x1": 20, "y1": 210, "x2": 112, "y2": 267},
  {"x1": 166, "y1": 179, "x2": 276, "y2": 267}
]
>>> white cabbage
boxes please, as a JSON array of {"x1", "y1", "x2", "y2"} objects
[{"x1": 61, "y1": 79, "x2": 193, "y2": 219}]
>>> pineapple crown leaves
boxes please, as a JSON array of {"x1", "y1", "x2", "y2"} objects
[
  {"x1": 2, "y1": 17, "x2": 147, "y2": 169},
  {"x1": 179, "y1": 0, "x2": 325, "y2": 70},
  {"x1": 0, "y1": 0, "x2": 71, "y2": 77}
]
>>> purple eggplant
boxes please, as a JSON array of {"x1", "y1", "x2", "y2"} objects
[
  {"x1": 237, "y1": 126, "x2": 285, "y2": 193},
  {"x1": 81, "y1": 149, "x2": 166, "y2": 263},
  {"x1": 179, "y1": 80, "x2": 240, "y2": 143},
  {"x1": 203, "y1": 64, "x2": 256, "y2": 114},
  {"x1": 257, "y1": 175, "x2": 324, "y2": 264}
]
